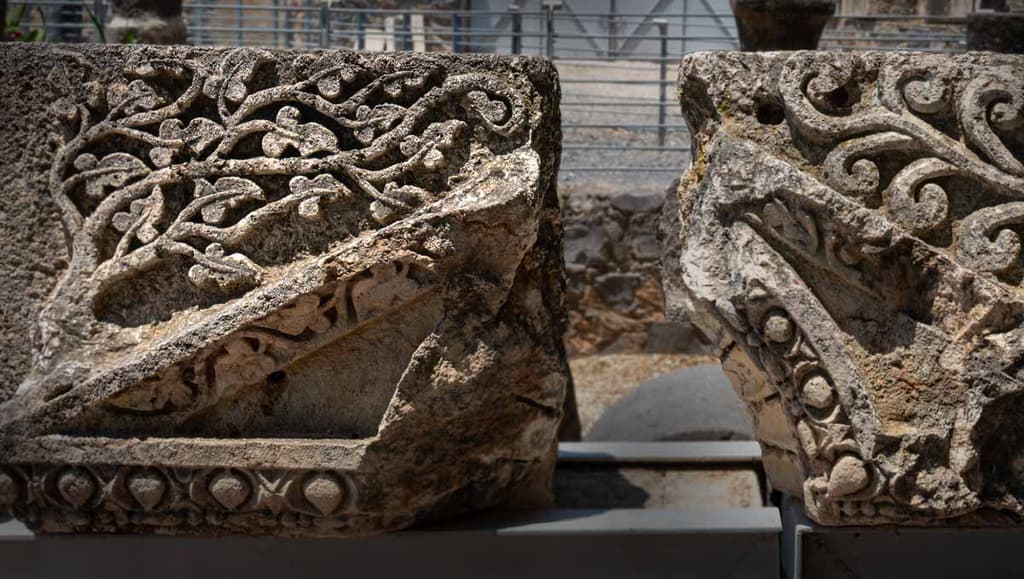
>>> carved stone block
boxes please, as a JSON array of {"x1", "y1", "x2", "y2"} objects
[
  {"x1": 666, "y1": 51, "x2": 1024, "y2": 525},
  {"x1": 0, "y1": 44, "x2": 569, "y2": 536}
]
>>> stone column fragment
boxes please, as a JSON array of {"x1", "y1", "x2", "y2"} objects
[
  {"x1": 665, "y1": 51, "x2": 1024, "y2": 525},
  {"x1": 105, "y1": 0, "x2": 187, "y2": 44},
  {"x1": 0, "y1": 44, "x2": 569, "y2": 536}
]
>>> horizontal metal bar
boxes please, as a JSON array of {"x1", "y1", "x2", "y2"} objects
[
  {"x1": 563, "y1": 145, "x2": 690, "y2": 152},
  {"x1": 565, "y1": 123, "x2": 686, "y2": 129},
  {"x1": 558, "y1": 441, "x2": 763, "y2": 464},
  {"x1": 560, "y1": 80, "x2": 676, "y2": 85},
  {"x1": 184, "y1": 3, "x2": 321, "y2": 13},
  {"x1": 822, "y1": 32, "x2": 964, "y2": 40},
  {"x1": 831, "y1": 13, "x2": 967, "y2": 21},
  {"x1": 560, "y1": 167, "x2": 681, "y2": 172},
  {"x1": 561, "y1": 102, "x2": 672, "y2": 107}
]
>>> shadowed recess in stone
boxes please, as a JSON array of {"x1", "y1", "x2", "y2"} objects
[
  {"x1": 665, "y1": 51, "x2": 1024, "y2": 526},
  {"x1": 0, "y1": 44, "x2": 569, "y2": 537}
]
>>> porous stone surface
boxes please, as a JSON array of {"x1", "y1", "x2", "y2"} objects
[
  {"x1": 667, "y1": 51, "x2": 1024, "y2": 525},
  {"x1": 561, "y1": 188, "x2": 707, "y2": 356},
  {"x1": 0, "y1": 43, "x2": 570, "y2": 536}
]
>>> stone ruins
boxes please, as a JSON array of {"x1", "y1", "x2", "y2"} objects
[
  {"x1": 0, "y1": 44, "x2": 570, "y2": 536},
  {"x1": 666, "y1": 51, "x2": 1024, "y2": 525}
]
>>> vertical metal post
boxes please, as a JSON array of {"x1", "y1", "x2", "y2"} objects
[
  {"x1": 193, "y1": 0, "x2": 203, "y2": 45},
  {"x1": 657, "y1": 19, "x2": 668, "y2": 147},
  {"x1": 543, "y1": 2, "x2": 557, "y2": 58},
  {"x1": 273, "y1": 0, "x2": 280, "y2": 48},
  {"x1": 510, "y1": 4, "x2": 522, "y2": 54},
  {"x1": 236, "y1": 0, "x2": 243, "y2": 46},
  {"x1": 93, "y1": 0, "x2": 105, "y2": 29},
  {"x1": 305, "y1": 0, "x2": 312, "y2": 47},
  {"x1": 403, "y1": 12, "x2": 412, "y2": 50},
  {"x1": 90, "y1": 0, "x2": 105, "y2": 43},
  {"x1": 319, "y1": 2, "x2": 329, "y2": 47},
  {"x1": 607, "y1": 0, "x2": 616, "y2": 57},
  {"x1": 681, "y1": 0, "x2": 688, "y2": 55},
  {"x1": 453, "y1": 12, "x2": 462, "y2": 53},
  {"x1": 357, "y1": 11, "x2": 366, "y2": 50}
]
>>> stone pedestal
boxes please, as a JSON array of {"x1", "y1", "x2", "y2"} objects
[
  {"x1": 0, "y1": 44, "x2": 570, "y2": 536},
  {"x1": 731, "y1": 0, "x2": 837, "y2": 50},
  {"x1": 666, "y1": 51, "x2": 1024, "y2": 525},
  {"x1": 967, "y1": 12, "x2": 1024, "y2": 53},
  {"x1": 105, "y1": 0, "x2": 186, "y2": 44}
]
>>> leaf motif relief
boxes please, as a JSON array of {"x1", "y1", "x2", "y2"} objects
[
  {"x1": 758, "y1": 198, "x2": 819, "y2": 255},
  {"x1": 124, "y1": 55, "x2": 192, "y2": 80},
  {"x1": 382, "y1": 73, "x2": 428, "y2": 98},
  {"x1": 288, "y1": 174, "x2": 348, "y2": 220},
  {"x1": 195, "y1": 177, "x2": 265, "y2": 225},
  {"x1": 187, "y1": 242, "x2": 262, "y2": 292},
  {"x1": 370, "y1": 183, "x2": 434, "y2": 225},
  {"x1": 203, "y1": 49, "x2": 275, "y2": 105},
  {"x1": 112, "y1": 186, "x2": 165, "y2": 250},
  {"x1": 313, "y1": 64, "x2": 361, "y2": 100},
  {"x1": 107, "y1": 79, "x2": 165, "y2": 116},
  {"x1": 74, "y1": 153, "x2": 150, "y2": 199},
  {"x1": 259, "y1": 294, "x2": 331, "y2": 336},
  {"x1": 261, "y1": 106, "x2": 339, "y2": 158},
  {"x1": 105, "y1": 366, "x2": 194, "y2": 413},
  {"x1": 158, "y1": 118, "x2": 225, "y2": 157},
  {"x1": 465, "y1": 91, "x2": 509, "y2": 124},
  {"x1": 353, "y1": 104, "x2": 405, "y2": 145},
  {"x1": 213, "y1": 336, "x2": 277, "y2": 392}
]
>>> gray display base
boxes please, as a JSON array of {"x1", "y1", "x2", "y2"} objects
[
  {"x1": 0, "y1": 442, "x2": 781, "y2": 579},
  {"x1": 781, "y1": 495, "x2": 1024, "y2": 579}
]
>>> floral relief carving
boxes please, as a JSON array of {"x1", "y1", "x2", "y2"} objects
[
  {"x1": 1, "y1": 462, "x2": 356, "y2": 533},
  {"x1": 674, "y1": 51, "x2": 1024, "y2": 525},
  {"x1": 779, "y1": 52, "x2": 1024, "y2": 283},
  {"x1": 19, "y1": 47, "x2": 535, "y2": 405},
  {"x1": 0, "y1": 44, "x2": 568, "y2": 539}
]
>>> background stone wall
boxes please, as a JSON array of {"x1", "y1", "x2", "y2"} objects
[{"x1": 560, "y1": 188, "x2": 707, "y2": 357}]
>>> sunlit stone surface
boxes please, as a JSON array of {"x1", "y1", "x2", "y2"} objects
[
  {"x1": 665, "y1": 51, "x2": 1024, "y2": 525},
  {"x1": 0, "y1": 44, "x2": 570, "y2": 536}
]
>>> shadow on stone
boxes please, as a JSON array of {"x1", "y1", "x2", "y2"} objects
[{"x1": 585, "y1": 364, "x2": 754, "y2": 442}]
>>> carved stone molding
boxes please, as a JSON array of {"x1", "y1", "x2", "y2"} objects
[
  {"x1": 0, "y1": 44, "x2": 569, "y2": 536},
  {"x1": 666, "y1": 51, "x2": 1024, "y2": 525}
]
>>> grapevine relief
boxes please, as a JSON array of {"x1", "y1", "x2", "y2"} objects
[
  {"x1": 0, "y1": 43, "x2": 569, "y2": 539},
  {"x1": 21, "y1": 47, "x2": 534, "y2": 412}
]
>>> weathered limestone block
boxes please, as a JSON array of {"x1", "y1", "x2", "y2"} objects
[
  {"x1": 0, "y1": 44, "x2": 570, "y2": 536},
  {"x1": 667, "y1": 51, "x2": 1024, "y2": 525}
]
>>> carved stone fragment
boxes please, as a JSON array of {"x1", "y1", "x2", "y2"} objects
[
  {"x1": 666, "y1": 51, "x2": 1024, "y2": 525},
  {"x1": 0, "y1": 44, "x2": 570, "y2": 536}
]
